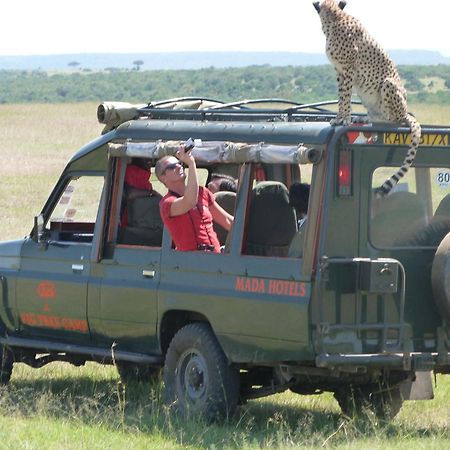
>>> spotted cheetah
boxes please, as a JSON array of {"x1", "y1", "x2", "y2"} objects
[{"x1": 313, "y1": 0, "x2": 421, "y2": 196}]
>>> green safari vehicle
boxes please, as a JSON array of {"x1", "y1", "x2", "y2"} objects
[{"x1": 1, "y1": 97, "x2": 450, "y2": 421}]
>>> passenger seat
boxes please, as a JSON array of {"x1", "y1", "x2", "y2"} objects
[{"x1": 245, "y1": 181, "x2": 297, "y2": 256}]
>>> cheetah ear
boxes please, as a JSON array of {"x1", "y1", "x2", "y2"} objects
[
  {"x1": 313, "y1": 2, "x2": 320, "y2": 13},
  {"x1": 338, "y1": 1, "x2": 347, "y2": 9}
]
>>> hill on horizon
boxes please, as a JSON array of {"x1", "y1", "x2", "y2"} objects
[{"x1": 0, "y1": 50, "x2": 449, "y2": 71}]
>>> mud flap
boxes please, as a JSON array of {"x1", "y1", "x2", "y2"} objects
[{"x1": 400, "y1": 371, "x2": 434, "y2": 400}]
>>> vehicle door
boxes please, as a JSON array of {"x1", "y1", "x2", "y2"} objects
[
  {"x1": 16, "y1": 174, "x2": 105, "y2": 343},
  {"x1": 158, "y1": 162, "x2": 313, "y2": 363},
  {"x1": 88, "y1": 157, "x2": 161, "y2": 353}
]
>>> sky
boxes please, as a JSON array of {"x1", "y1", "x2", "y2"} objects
[{"x1": 0, "y1": 0, "x2": 448, "y2": 57}]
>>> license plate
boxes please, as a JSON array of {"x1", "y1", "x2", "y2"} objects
[{"x1": 383, "y1": 133, "x2": 449, "y2": 147}]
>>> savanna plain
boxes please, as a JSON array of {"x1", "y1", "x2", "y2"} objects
[{"x1": 0, "y1": 103, "x2": 449, "y2": 449}]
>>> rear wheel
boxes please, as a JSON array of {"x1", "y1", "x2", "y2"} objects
[
  {"x1": 0, "y1": 345, "x2": 13, "y2": 384},
  {"x1": 164, "y1": 323, "x2": 239, "y2": 422},
  {"x1": 334, "y1": 383, "x2": 403, "y2": 421}
]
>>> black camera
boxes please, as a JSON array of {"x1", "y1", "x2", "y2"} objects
[
  {"x1": 183, "y1": 137, "x2": 195, "y2": 153},
  {"x1": 197, "y1": 243, "x2": 215, "y2": 252}
]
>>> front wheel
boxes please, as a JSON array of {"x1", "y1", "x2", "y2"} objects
[{"x1": 164, "y1": 323, "x2": 239, "y2": 422}]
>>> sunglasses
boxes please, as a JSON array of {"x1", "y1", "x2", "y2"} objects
[{"x1": 162, "y1": 162, "x2": 182, "y2": 175}]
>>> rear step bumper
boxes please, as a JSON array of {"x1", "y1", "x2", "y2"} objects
[{"x1": 316, "y1": 352, "x2": 449, "y2": 371}]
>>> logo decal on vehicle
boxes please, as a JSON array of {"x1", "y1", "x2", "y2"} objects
[
  {"x1": 37, "y1": 280, "x2": 56, "y2": 299},
  {"x1": 235, "y1": 276, "x2": 307, "y2": 298},
  {"x1": 347, "y1": 131, "x2": 377, "y2": 145},
  {"x1": 20, "y1": 312, "x2": 88, "y2": 333}
]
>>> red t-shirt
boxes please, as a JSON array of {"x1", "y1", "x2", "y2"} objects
[
  {"x1": 160, "y1": 187, "x2": 221, "y2": 252},
  {"x1": 125, "y1": 165, "x2": 153, "y2": 190},
  {"x1": 121, "y1": 164, "x2": 153, "y2": 227}
]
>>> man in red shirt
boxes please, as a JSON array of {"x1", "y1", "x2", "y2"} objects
[{"x1": 155, "y1": 145, "x2": 233, "y2": 252}]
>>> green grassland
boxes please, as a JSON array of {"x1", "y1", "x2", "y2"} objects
[{"x1": 0, "y1": 103, "x2": 450, "y2": 448}]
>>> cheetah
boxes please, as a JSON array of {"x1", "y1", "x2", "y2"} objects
[{"x1": 313, "y1": 0, "x2": 422, "y2": 196}]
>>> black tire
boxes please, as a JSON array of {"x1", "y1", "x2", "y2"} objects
[
  {"x1": 163, "y1": 322, "x2": 239, "y2": 422},
  {"x1": 0, "y1": 345, "x2": 13, "y2": 385},
  {"x1": 116, "y1": 362, "x2": 161, "y2": 384},
  {"x1": 334, "y1": 384, "x2": 403, "y2": 421}
]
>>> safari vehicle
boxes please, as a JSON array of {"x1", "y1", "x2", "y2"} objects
[{"x1": 1, "y1": 97, "x2": 450, "y2": 422}]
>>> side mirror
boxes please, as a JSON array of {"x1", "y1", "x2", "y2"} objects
[{"x1": 32, "y1": 214, "x2": 48, "y2": 249}]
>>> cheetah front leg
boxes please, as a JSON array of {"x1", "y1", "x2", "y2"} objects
[{"x1": 331, "y1": 68, "x2": 354, "y2": 126}]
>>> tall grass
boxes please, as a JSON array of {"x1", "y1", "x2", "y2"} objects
[{"x1": 1, "y1": 103, "x2": 450, "y2": 448}]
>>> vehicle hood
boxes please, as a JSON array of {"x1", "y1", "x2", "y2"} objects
[{"x1": 0, "y1": 239, "x2": 24, "y2": 270}]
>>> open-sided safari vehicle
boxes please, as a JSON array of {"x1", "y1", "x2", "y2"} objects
[{"x1": 1, "y1": 97, "x2": 450, "y2": 421}]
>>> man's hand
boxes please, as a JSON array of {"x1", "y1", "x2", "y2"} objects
[{"x1": 176, "y1": 144, "x2": 195, "y2": 166}]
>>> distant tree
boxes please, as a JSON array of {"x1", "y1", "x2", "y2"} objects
[
  {"x1": 133, "y1": 60, "x2": 144, "y2": 71},
  {"x1": 68, "y1": 61, "x2": 80, "y2": 70}
]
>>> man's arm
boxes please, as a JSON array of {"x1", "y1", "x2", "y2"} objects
[{"x1": 210, "y1": 201, "x2": 234, "y2": 231}]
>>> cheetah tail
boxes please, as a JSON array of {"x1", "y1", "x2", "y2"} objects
[{"x1": 376, "y1": 115, "x2": 422, "y2": 197}]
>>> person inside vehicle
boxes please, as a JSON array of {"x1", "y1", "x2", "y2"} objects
[
  {"x1": 207, "y1": 173, "x2": 238, "y2": 193},
  {"x1": 289, "y1": 182, "x2": 310, "y2": 228},
  {"x1": 120, "y1": 157, "x2": 161, "y2": 227},
  {"x1": 155, "y1": 145, "x2": 234, "y2": 252},
  {"x1": 288, "y1": 182, "x2": 310, "y2": 258}
]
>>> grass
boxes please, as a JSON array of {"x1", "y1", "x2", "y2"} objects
[
  {"x1": 1, "y1": 102, "x2": 450, "y2": 448},
  {"x1": 0, "y1": 363, "x2": 450, "y2": 449},
  {"x1": 0, "y1": 362, "x2": 449, "y2": 449}
]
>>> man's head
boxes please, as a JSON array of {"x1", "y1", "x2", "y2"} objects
[
  {"x1": 155, "y1": 156, "x2": 185, "y2": 186},
  {"x1": 207, "y1": 173, "x2": 238, "y2": 193}
]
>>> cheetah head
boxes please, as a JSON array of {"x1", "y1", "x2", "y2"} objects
[{"x1": 313, "y1": 0, "x2": 346, "y2": 16}]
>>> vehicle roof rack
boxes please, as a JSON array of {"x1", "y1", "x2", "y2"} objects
[{"x1": 97, "y1": 97, "x2": 366, "y2": 133}]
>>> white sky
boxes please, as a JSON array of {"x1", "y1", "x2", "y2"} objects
[{"x1": 0, "y1": 0, "x2": 448, "y2": 56}]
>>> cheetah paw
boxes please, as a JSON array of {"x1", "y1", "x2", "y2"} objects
[
  {"x1": 330, "y1": 114, "x2": 352, "y2": 126},
  {"x1": 352, "y1": 115, "x2": 370, "y2": 124}
]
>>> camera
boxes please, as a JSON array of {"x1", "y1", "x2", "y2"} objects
[
  {"x1": 197, "y1": 244, "x2": 215, "y2": 252},
  {"x1": 183, "y1": 137, "x2": 195, "y2": 153}
]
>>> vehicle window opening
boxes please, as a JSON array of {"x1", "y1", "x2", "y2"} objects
[
  {"x1": 206, "y1": 170, "x2": 239, "y2": 249},
  {"x1": 47, "y1": 175, "x2": 105, "y2": 243},
  {"x1": 107, "y1": 141, "x2": 316, "y2": 254},
  {"x1": 370, "y1": 166, "x2": 450, "y2": 248},
  {"x1": 242, "y1": 163, "x2": 300, "y2": 257},
  {"x1": 115, "y1": 157, "x2": 164, "y2": 248}
]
